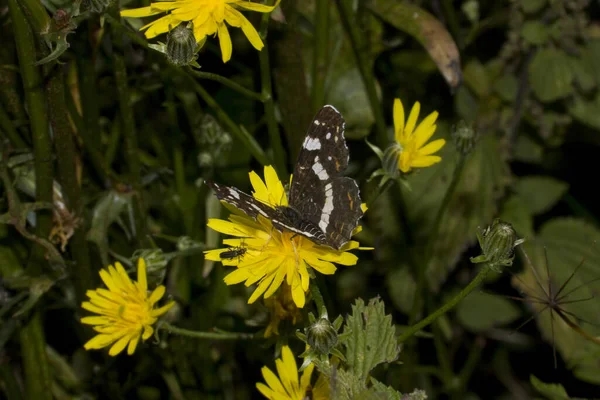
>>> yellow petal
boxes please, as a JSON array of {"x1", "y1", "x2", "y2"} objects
[
  {"x1": 98, "y1": 268, "x2": 117, "y2": 292},
  {"x1": 249, "y1": 169, "x2": 269, "y2": 200},
  {"x1": 255, "y1": 382, "x2": 276, "y2": 398},
  {"x1": 413, "y1": 124, "x2": 437, "y2": 149},
  {"x1": 405, "y1": 101, "x2": 421, "y2": 137},
  {"x1": 151, "y1": 301, "x2": 175, "y2": 317},
  {"x1": 127, "y1": 333, "x2": 140, "y2": 355},
  {"x1": 144, "y1": 15, "x2": 182, "y2": 39},
  {"x1": 299, "y1": 363, "x2": 315, "y2": 392},
  {"x1": 304, "y1": 255, "x2": 337, "y2": 275},
  {"x1": 148, "y1": 285, "x2": 166, "y2": 305},
  {"x1": 84, "y1": 333, "x2": 116, "y2": 350},
  {"x1": 232, "y1": 0, "x2": 281, "y2": 13},
  {"x1": 290, "y1": 274, "x2": 305, "y2": 308},
  {"x1": 142, "y1": 325, "x2": 154, "y2": 340},
  {"x1": 260, "y1": 365, "x2": 286, "y2": 393},
  {"x1": 80, "y1": 316, "x2": 111, "y2": 325},
  {"x1": 393, "y1": 98, "x2": 405, "y2": 142},
  {"x1": 240, "y1": 15, "x2": 264, "y2": 50},
  {"x1": 418, "y1": 138, "x2": 446, "y2": 156},
  {"x1": 263, "y1": 165, "x2": 286, "y2": 206},
  {"x1": 137, "y1": 258, "x2": 148, "y2": 292},
  {"x1": 217, "y1": 22, "x2": 233, "y2": 62},
  {"x1": 120, "y1": 6, "x2": 163, "y2": 17},
  {"x1": 411, "y1": 155, "x2": 442, "y2": 168},
  {"x1": 109, "y1": 333, "x2": 132, "y2": 356}
]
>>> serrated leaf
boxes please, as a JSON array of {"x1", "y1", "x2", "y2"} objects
[
  {"x1": 513, "y1": 176, "x2": 569, "y2": 215},
  {"x1": 343, "y1": 298, "x2": 399, "y2": 382},
  {"x1": 513, "y1": 218, "x2": 600, "y2": 384},
  {"x1": 529, "y1": 48, "x2": 574, "y2": 102},
  {"x1": 368, "y1": 0, "x2": 461, "y2": 89},
  {"x1": 369, "y1": 379, "x2": 403, "y2": 400},
  {"x1": 456, "y1": 291, "x2": 521, "y2": 332},
  {"x1": 402, "y1": 132, "x2": 509, "y2": 291},
  {"x1": 530, "y1": 376, "x2": 571, "y2": 400}
]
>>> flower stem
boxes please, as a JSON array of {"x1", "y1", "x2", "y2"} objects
[
  {"x1": 259, "y1": 6, "x2": 287, "y2": 176},
  {"x1": 366, "y1": 177, "x2": 395, "y2": 209},
  {"x1": 0, "y1": 104, "x2": 27, "y2": 148},
  {"x1": 409, "y1": 155, "x2": 467, "y2": 324},
  {"x1": 161, "y1": 322, "x2": 260, "y2": 340},
  {"x1": 335, "y1": 0, "x2": 388, "y2": 147},
  {"x1": 312, "y1": 0, "x2": 330, "y2": 111},
  {"x1": 180, "y1": 69, "x2": 271, "y2": 166},
  {"x1": 398, "y1": 265, "x2": 490, "y2": 343},
  {"x1": 188, "y1": 70, "x2": 266, "y2": 103},
  {"x1": 8, "y1": 0, "x2": 53, "y2": 397},
  {"x1": 46, "y1": 66, "x2": 93, "y2": 300}
]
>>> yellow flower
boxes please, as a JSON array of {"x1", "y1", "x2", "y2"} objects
[
  {"x1": 393, "y1": 98, "x2": 446, "y2": 173},
  {"x1": 256, "y1": 345, "x2": 329, "y2": 400},
  {"x1": 263, "y1": 282, "x2": 302, "y2": 337},
  {"x1": 120, "y1": 0, "x2": 281, "y2": 63},
  {"x1": 204, "y1": 165, "x2": 368, "y2": 308},
  {"x1": 80, "y1": 258, "x2": 174, "y2": 356}
]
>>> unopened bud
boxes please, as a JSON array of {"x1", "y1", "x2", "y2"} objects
[
  {"x1": 470, "y1": 219, "x2": 525, "y2": 271},
  {"x1": 132, "y1": 249, "x2": 168, "y2": 285},
  {"x1": 452, "y1": 121, "x2": 477, "y2": 155},
  {"x1": 382, "y1": 143, "x2": 402, "y2": 178},
  {"x1": 167, "y1": 25, "x2": 197, "y2": 66},
  {"x1": 306, "y1": 317, "x2": 338, "y2": 354}
]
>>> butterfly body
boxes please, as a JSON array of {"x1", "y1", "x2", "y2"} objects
[{"x1": 207, "y1": 105, "x2": 363, "y2": 250}]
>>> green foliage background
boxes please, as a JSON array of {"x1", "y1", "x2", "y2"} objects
[{"x1": 1, "y1": 0, "x2": 600, "y2": 398}]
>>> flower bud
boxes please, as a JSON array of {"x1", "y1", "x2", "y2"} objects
[
  {"x1": 452, "y1": 120, "x2": 477, "y2": 155},
  {"x1": 470, "y1": 219, "x2": 525, "y2": 271},
  {"x1": 306, "y1": 317, "x2": 338, "y2": 354},
  {"x1": 166, "y1": 25, "x2": 197, "y2": 66},
  {"x1": 132, "y1": 249, "x2": 168, "y2": 286},
  {"x1": 382, "y1": 143, "x2": 402, "y2": 178}
]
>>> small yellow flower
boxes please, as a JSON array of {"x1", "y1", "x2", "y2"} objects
[
  {"x1": 256, "y1": 345, "x2": 329, "y2": 400},
  {"x1": 80, "y1": 258, "x2": 174, "y2": 356},
  {"x1": 205, "y1": 166, "x2": 368, "y2": 308},
  {"x1": 120, "y1": 0, "x2": 280, "y2": 63},
  {"x1": 393, "y1": 98, "x2": 446, "y2": 173}
]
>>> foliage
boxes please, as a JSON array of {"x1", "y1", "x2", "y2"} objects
[{"x1": 2, "y1": 0, "x2": 600, "y2": 399}]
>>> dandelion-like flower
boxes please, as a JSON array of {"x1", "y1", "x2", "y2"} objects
[
  {"x1": 204, "y1": 166, "x2": 367, "y2": 308},
  {"x1": 263, "y1": 282, "x2": 302, "y2": 337},
  {"x1": 80, "y1": 258, "x2": 174, "y2": 356},
  {"x1": 120, "y1": 0, "x2": 280, "y2": 63},
  {"x1": 256, "y1": 345, "x2": 329, "y2": 400},
  {"x1": 392, "y1": 98, "x2": 446, "y2": 173}
]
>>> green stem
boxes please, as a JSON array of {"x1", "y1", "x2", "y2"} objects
[
  {"x1": 409, "y1": 155, "x2": 466, "y2": 324},
  {"x1": 9, "y1": 0, "x2": 53, "y2": 398},
  {"x1": 335, "y1": 0, "x2": 388, "y2": 147},
  {"x1": 46, "y1": 66, "x2": 93, "y2": 300},
  {"x1": 17, "y1": 0, "x2": 51, "y2": 34},
  {"x1": 180, "y1": 69, "x2": 271, "y2": 166},
  {"x1": 161, "y1": 322, "x2": 260, "y2": 340},
  {"x1": 259, "y1": 7, "x2": 287, "y2": 176},
  {"x1": 312, "y1": 0, "x2": 329, "y2": 111},
  {"x1": 310, "y1": 281, "x2": 327, "y2": 316},
  {"x1": 366, "y1": 177, "x2": 395, "y2": 209},
  {"x1": 112, "y1": 35, "x2": 148, "y2": 245},
  {"x1": 188, "y1": 70, "x2": 266, "y2": 102},
  {"x1": 398, "y1": 265, "x2": 490, "y2": 343},
  {"x1": 0, "y1": 104, "x2": 27, "y2": 148}
]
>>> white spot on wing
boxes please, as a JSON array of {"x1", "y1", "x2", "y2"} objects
[
  {"x1": 303, "y1": 136, "x2": 321, "y2": 150},
  {"x1": 326, "y1": 132, "x2": 331, "y2": 140},
  {"x1": 319, "y1": 183, "x2": 334, "y2": 232},
  {"x1": 312, "y1": 161, "x2": 329, "y2": 180},
  {"x1": 229, "y1": 188, "x2": 240, "y2": 199},
  {"x1": 314, "y1": 120, "x2": 320, "y2": 126}
]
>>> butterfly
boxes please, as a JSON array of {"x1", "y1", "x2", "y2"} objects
[{"x1": 206, "y1": 105, "x2": 363, "y2": 250}]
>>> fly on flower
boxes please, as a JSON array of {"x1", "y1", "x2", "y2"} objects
[
  {"x1": 80, "y1": 258, "x2": 174, "y2": 356},
  {"x1": 120, "y1": 0, "x2": 281, "y2": 63}
]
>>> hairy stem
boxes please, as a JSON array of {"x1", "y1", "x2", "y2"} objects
[
  {"x1": 312, "y1": 0, "x2": 330, "y2": 111},
  {"x1": 259, "y1": 5, "x2": 287, "y2": 176},
  {"x1": 161, "y1": 323, "x2": 260, "y2": 340},
  {"x1": 8, "y1": 0, "x2": 53, "y2": 398},
  {"x1": 398, "y1": 266, "x2": 490, "y2": 343}
]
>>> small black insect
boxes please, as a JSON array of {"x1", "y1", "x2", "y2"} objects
[{"x1": 219, "y1": 246, "x2": 247, "y2": 261}]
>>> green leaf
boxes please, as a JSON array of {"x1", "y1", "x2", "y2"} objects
[
  {"x1": 521, "y1": 0, "x2": 546, "y2": 13},
  {"x1": 493, "y1": 74, "x2": 518, "y2": 103},
  {"x1": 368, "y1": 0, "x2": 462, "y2": 89},
  {"x1": 456, "y1": 291, "x2": 521, "y2": 332},
  {"x1": 529, "y1": 48, "x2": 574, "y2": 102},
  {"x1": 583, "y1": 40, "x2": 600, "y2": 86},
  {"x1": 530, "y1": 376, "x2": 571, "y2": 400},
  {"x1": 513, "y1": 218, "x2": 600, "y2": 384},
  {"x1": 499, "y1": 194, "x2": 534, "y2": 239},
  {"x1": 521, "y1": 21, "x2": 550, "y2": 45},
  {"x1": 513, "y1": 135, "x2": 544, "y2": 164},
  {"x1": 463, "y1": 60, "x2": 490, "y2": 98},
  {"x1": 571, "y1": 53, "x2": 596, "y2": 93},
  {"x1": 513, "y1": 176, "x2": 569, "y2": 215},
  {"x1": 343, "y1": 298, "x2": 399, "y2": 382},
  {"x1": 568, "y1": 92, "x2": 600, "y2": 130},
  {"x1": 386, "y1": 267, "x2": 416, "y2": 315}
]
